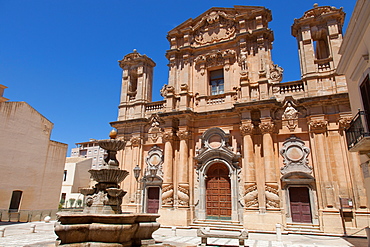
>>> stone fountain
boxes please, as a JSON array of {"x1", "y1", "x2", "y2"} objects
[{"x1": 55, "y1": 130, "x2": 160, "y2": 246}]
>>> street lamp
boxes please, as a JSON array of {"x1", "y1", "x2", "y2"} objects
[
  {"x1": 133, "y1": 164, "x2": 141, "y2": 182},
  {"x1": 133, "y1": 165, "x2": 141, "y2": 212},
  {"x1": 149, "y1": 166, "x2": 158, "y2": 181},
  {"x1": 133, "y1": 164, "x2": 159, "y2": 213}
]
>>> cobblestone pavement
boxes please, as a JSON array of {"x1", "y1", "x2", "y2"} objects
[{"x1": 0, "y1": 221, "x2": 367, "y2": 247}]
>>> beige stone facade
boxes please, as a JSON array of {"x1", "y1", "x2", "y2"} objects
[
  {"x1": 60, "y1": 157, "x2": 92, "y2": 208},
  {"x1": 111, "y1": 5, "x2": 369, "y2": 235},
  {"x1": 337, "y1": 0, "x2": 370, "y2": 208},
  {"x1": 0, "y1": 87, "x2": 67, "y2": 222}
]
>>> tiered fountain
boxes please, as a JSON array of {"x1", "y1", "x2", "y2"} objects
[{"x1": 55, "y1": 130, "x2": 160, "y2": 246}]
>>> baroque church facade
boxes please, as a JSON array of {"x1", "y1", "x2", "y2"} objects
[{"x1": 111, "y1": 5, "x2": 369, "y2": 234}]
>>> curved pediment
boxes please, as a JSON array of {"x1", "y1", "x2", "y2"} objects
[
  {"x1": 192, "y1": 11, "x2": 236, "y2": 46},
  {"x1": 195, "y1": 127, "x2": 241, "y2": 169},
  {"x1": 167, "y1": 6, "x2": 271, "y2": 49}
]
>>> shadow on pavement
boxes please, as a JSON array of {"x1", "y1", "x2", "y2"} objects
[
  {"x1": 0, "y1": 222, "x2": 27, "y2": 226},
  {"x1": 343, "y1": 236, "x2": 368, "y2": 247}
]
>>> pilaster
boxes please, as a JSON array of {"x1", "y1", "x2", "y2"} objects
[
  {"x1": 162, "y1": 130, "x2": 174, "y2": 207},
  {"x1": 176, "y1": 129, "x2": 190, "y2": 207}
]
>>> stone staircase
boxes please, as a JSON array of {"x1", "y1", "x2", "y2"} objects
[
  {"x1": 285, "y1": 222, "x2": 322, "y2": 234},
  {"x1": 190, "y1": 219, "x2": 244, "y2": 232}
]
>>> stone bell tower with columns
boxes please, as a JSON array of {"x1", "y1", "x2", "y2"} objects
[
  {"x1": 292, "y1": 4, "x2": 347, "y2": 96},
  {"x1": 117, "y1": 50, "x2": 156, "y2": 121}
]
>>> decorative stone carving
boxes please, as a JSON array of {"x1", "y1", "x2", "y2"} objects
[
  {"x1": 282, "y1": 102, "x2": 299, "y2": 131},
  {"x1": 194, "y1": 50, "x2": 236, "y2": 75},
  {"x1": 160, "y1": 84, "x2": 175, "y2": 97},
  {"x1": 177, "y1": 184, "x2": 190, "y2": 206},
  {"x1": 145, "y1": 145, "x2": 163, "y2": 178},
  {"x1": 130, "y1": 136, "x2": 141, "y2": 147},
  {"x1": 193, "y1": 11, "x2": 236, "y2": 46},
  {"x1": 177, "y1": 130, "x2": 190, "y2": 140},
  {"x1": 282, "y1": 102, "x2": 298, "y2": 120},
  {"x1": 238, "y1": 50, "x2": 248, "y2": 71},
  {"x1": 259, "y1": 119, "x2": 275, "y2": 134},
  {"x1": 243, "y1": 184, "x2": 258, "y2": 208},
  {"x1": 280, "y1": 135, "x2": 312, "y2": 175},
  {"x1": 162, "y1": 184, "x2": 174, "y2": 206},
  {"x1": 308, "y1": 119, "x2": 328, "y2": 133},
  {"x1": 195, "y1": 127, "x2": 240, "y2": 169},
  {"x1": 303, "y1": 5, "x2": 342, "y2": 19},
  {"x1": 240, "y1": 122, "x2": 254, "y2": 136},
  {"x1": 118, "y1": 49, "x2": 156, "y2": 68},
  {"x1": 180, "y1": 84, "x2": 189, "y2": 92},
  {"x1": 148, "y1": 115, "x2": 163, "y2": 142},
  {"x1": 162, "y1": 131, "x2": 174, "y2": 142},
  {"x1": 265, "y1": 184, "x2": 280, "y2": 209},
  {"x1": 338, "y1": 115, "x2": 352, "y2": 130},
  {"x1": 269, "y1": 64, "x2": 284, "y2": 82}
]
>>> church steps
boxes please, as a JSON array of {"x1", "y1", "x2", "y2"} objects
[
  {"x1": 190, "y1": 220, "x2": 244, "y2": 232},
  {"x1": 285, "y1": 223, "x2": 322, "y2": 234}
]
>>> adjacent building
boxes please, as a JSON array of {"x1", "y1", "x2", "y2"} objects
[
  {"x1": 337, "y1": 0, "x2": 370, "y2": 207},
  {"x1": 71, "y1": 139, "x2": 107, "y2": 169},
  {"x1": 60, "y1": 157, "x2": 92, "y2": 208},
  {"x1": 111, "y1": 5, "x2": 368, "y2": 235},
  {"x1": 0, "y1": 86, "x2": 67, "y2": 221}
]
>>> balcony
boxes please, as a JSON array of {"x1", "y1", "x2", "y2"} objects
[{"x1": 345, "y1": 111, "x2": 370, "y2": 152}]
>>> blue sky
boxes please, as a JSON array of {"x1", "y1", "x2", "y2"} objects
[{"x1": 0, "y1": 0, "x2": 356, "y2": 155}]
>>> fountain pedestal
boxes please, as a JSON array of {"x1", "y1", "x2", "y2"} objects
[{"x1": 55, "y1": 133, "x2": 160, "y2": 246}]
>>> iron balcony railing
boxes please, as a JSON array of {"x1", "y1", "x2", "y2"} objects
[{"x1": 345, "y1": 110, "x2": 370, "y2": 150}]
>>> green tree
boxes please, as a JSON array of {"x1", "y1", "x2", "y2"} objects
[{"x1": 69, "y1": 198, "x2": 76, "y2": 208}]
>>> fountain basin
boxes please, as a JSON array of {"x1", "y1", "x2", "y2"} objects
[
  {"x1": 89, "y1": 169, "x2": 129, "y2": 183},
  {"x1": 98, "y1": 139, "x2": 126, "y2": 151},
  {"x1": 55, "y1": 213, "x2": 160, "y2": 246}
]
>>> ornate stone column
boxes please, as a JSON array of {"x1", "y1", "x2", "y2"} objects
[
  {"x1": 240, "y1": 120, "x2": 258, "y2": 208},
  {"x1": 162, "y1": 131, "x2": 174, "y2": 207},
  {"x1": 308, "y1": 118, "x2": 334, "y2": 208},
  {"x1": 177, "y1": 130, "x2": 190, "y2": 207},
  {"x1": 260, "y1": 118, "x2": 279, "y2": 210}
]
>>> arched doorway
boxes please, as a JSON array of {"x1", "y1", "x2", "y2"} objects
[{"x1": 206, "y1": 163, "x2": 231, "y2": 220}]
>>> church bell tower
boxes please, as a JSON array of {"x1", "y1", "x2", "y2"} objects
[
  {"x1": 292, "y1": 4, "x2": 347, "y2": 95},
  {"x1": 117, "y1": 50, "x2": 156, "y2": 120}
]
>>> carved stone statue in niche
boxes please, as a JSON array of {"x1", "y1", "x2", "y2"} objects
[
  {"x1": 282, "y1": 102, "x2": 298, "y2": 120},
  {"x1": 282, "y1": 101, "x2": 299, "y2": 131},
  {"x1": 148, "y1": 115, "x2": 163, "y2": 143},
  {"x1": 239, "y1": 49, "x2": 248, "y2": 71}
]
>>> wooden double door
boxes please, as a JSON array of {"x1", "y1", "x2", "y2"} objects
[
  {"x1": 206, "y1": 163, "x2": 231, "y2": 220},
  {"x1": 289, "y1": 187, "x2": 312, "y2": 223}
]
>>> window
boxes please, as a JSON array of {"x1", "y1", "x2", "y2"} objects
[
  {"x1": 360, "y1": 75, "x2": 370, "y2": 129},
  {"x1": 61, "y1": 193, "x2": 66, "y2": 202},
  {"x1": 313, "y1": 38, "x2": 330, "y2": 60},
  {"x1": 63, "y1": 170, "x2": 67, "y2": 181},
  {"x1": 210, "y1": 69, "x2": 224, "y2": 95},
  {"x1": 9, "y1": 191, "x2": 22, "y2": 212}
]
